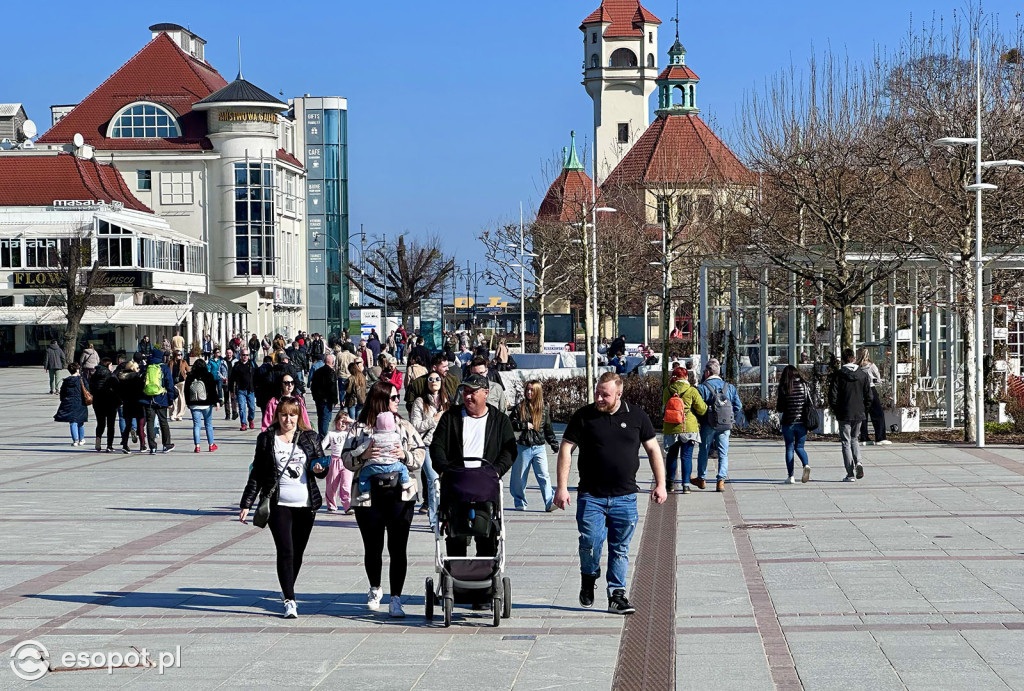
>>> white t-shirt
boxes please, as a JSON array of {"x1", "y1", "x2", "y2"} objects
[
  {"x1": 322, "y1": 429, "x2": 349, "y2": 459},
  {"x1": 274, "y1": 435, "x2": 309, "y2": 508},
  {"x1": 462, "y1": 410, "x2": 488, "y2": 464}
]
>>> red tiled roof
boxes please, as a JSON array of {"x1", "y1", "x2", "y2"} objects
[
  {"x1": 275, "y1": 149, "x2": 304, "y2": 169},
  {"x1": 581, "y1": 1, "x2": 661, "y2": 37},
  {"x1": 37, "y1": 32, "x2": 228, "y2": 151},
  {"x1": 603, "y1": 113, "x2": 757, "y2": 188},
  {"x1": 537, "y1": 169, "x2": 595, "y2": 222},
  {"x1": 0, "y1": 153, "x2": 152, "y2": 212},
  {"x1": 657, "y1": 65, "x2": 700, "y2": 81}
]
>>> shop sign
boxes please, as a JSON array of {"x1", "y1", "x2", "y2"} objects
[
  {"x1": 12, "y1": 270, "x2": 152, "y2": 289},
  {"x1": 218, "y1": 111, "x2": 278, "y2": 124}
]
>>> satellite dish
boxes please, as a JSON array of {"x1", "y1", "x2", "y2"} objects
[
  {"x1": 73, "y1": 133, "x2": 84, "y2": 148},
  {"x1": 19, "y1": 119, "x2": 37, "y2": 140}
]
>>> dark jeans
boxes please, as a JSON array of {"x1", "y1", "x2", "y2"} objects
[
  {"x1": 268, "y1": 504, "x2": 315, "y2": 600},
  {"x1": 859, "y1": 389, "x2": 887, "y2": 442},
  {"x1": 315, "y1": 401, "x2": 334, "y2": 438},
  {"x1": 781, "y1": 423, "x2": 810, "y2": 476},
  {"x1": 353, "y1": 488, "x2": 414, "y2": 596},
  {"x1": 122, "y1": 414, "x2": 145, "y2": 449},
  {"x1": 94, "y1": 406, "x2": 117, "y2": 448},
  {"x1": 665, "y1": 438, "x2": 696, "y2": 486},
  {"x1": 143, "y1": 404, "x2": 171, "y2": 450}
]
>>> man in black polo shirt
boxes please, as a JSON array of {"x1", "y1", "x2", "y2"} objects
[{"x1": 554, "y1": 372, "x2": 666, "y2": 615}]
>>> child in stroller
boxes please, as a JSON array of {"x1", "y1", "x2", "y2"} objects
[{"x1": 351, "y1": 411, "x2": 414, "y2": 501}]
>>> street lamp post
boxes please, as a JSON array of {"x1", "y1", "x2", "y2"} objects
[{"x1": 933, "y1": 40, "x2": 1024, "y2": 448}]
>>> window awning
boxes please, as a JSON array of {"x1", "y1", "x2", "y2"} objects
[
  {"x1": 0, "y1": 305, "x2": 191, "y2": 327},
  {"x1": 144, "y1": 289, "x2": 249, "y2": 314}
]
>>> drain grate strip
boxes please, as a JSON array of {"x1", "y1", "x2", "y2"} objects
[{"x1": 611, "y1": 493, "x2": 677, "y2": 691}]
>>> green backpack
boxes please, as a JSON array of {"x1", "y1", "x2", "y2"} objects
[{"x1": 143, "y1": 364, "x2": 165, "y2": 396}]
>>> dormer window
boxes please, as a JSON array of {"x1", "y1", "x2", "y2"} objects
[{"x1": 108, "y1": 102, "x2": 181, "y2": 138}]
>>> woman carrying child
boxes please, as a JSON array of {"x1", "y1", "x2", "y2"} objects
[{"x1": 342, "y1": 381, "x2": 425, "y2": 618}]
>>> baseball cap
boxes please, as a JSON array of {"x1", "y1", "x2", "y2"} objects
[{"x1": 462, "y1": 373, "x2": 490, "y2": 391}]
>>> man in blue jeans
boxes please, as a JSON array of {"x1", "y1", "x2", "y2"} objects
[
  {"x1": 554, "y1": 372, "x2": 666, "y2": 615},
  {"x1": 695, "y1": 358, "x2": 745, "y2": 492},
  {"x1": 228, "y1": 349, "x2": 258, "y2": 430}
]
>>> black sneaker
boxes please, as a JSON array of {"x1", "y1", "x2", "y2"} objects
[
  {"x1": 855, "y1": 464, "x2": 864, "y2": 479},
  {"x1": 579, "y1": 574, "x2": 597, "y2": 609},
  {"x1": 162, "y1": 444, "x2": 175, "y2": 454},
  {"x1": 607, "y1": 589, "x2": 636, "y2": 615},
  {"x1": 149, "y1": 448, "x2": 157, "y2": 455}
]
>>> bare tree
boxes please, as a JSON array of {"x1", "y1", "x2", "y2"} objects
[
  {"x1": 36, "y1": 231, "x2": 109, "y2": 363},
  {"x1": 884, "y1": 9, "x2": 1024, "y2": 440},
  {"x1": 353, "y1": 234, "x2": 454, "y2": 319}
]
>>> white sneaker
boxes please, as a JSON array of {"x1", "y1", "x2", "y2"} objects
[
  {"x1": 367, "y1": 586, "x2": 383, "y2": 611},
  {"x1": 389, "y1": 596, "x2": 405, "y2": 618},
  {"x1": 786, "y1": 476, "x2": 796, "y2": 484},
  {"x1": 843, "y1": 475, "x2": 856, "y2": 482},
  {"x1": 801, "y1": 466, "x2": 811, "y2": 483},
  {"x1": 283, "y1": 599, "x2": 298, "y2": 619},
  {"x1": 876, "y1": 439, "x2": 892, "y2": 445}
]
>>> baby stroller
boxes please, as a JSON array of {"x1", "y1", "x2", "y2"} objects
[{"x1": 425, "y1": 462, "x2": 511, "y2": 627}]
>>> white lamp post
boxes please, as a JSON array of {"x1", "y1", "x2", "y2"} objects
[{"x1": 932, "y1": 42, "x2": 1024, "y2": 448}]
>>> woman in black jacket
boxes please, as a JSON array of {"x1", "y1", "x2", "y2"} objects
[
  {"x1": 185, "y1": 359, "x2": 220, "y2": 453},
  {"x1": 55, "y1": 363, "x2": 90, "y2": 446},
  {"x1": 239, "y1": 398, "x2": 328, "y2": 619},
  {"x1": 90, "y1": 359, "x2": 120, "y2": 452},
  {"x1": 776, "y1": 365, "x2": 811, "y2": 484},
  {"x1": 118, "y1": 361, "x2": 146, "y2": 454},
  {"x1": 508, "y1": 380, "x2": 559, "y2": 511}
]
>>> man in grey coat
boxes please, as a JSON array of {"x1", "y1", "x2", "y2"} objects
[{"x1": 44, "y1": 340, "x2": 67, "y2": 395}]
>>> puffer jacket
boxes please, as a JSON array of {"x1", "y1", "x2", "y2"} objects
[
  {"x1": 118, "y1": 369, "x2": 145, "y2": 419},
  {"x1": 54, "y1": 375, "x2": 89, "y2": 424},
  {"x1": 661, "y1": 379, "x2": 707, "y2": 435},
  {"x1": 509, "y1": 402, "x2": 558, "y2": 451},
  {"x1": 776, "y1": 378, "x2": 809, "y2": 426},
  {"x1": 89, "y1": 366, "x2": 120, "y2": 409},
  {"x1": 239, "y1": 429, "x2": 328, "y2": 512},
  {"x1": 79, "y1": 348, "x2": 99, "y2": 370}
]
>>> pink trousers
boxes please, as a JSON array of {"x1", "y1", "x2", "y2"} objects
[{"x1": 325, "y1": 456, "x2": 353, "y2": 511}]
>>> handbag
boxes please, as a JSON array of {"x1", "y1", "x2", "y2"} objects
[
  {"x1": 803, "y1": 389, "x2": 820, "y2": 431},
  {"x1": 80, "y1": 378, "x2": 93, "y2": 406},
  {"x1": 252, "y1": 433, "x2": 299, "y2": 529}
]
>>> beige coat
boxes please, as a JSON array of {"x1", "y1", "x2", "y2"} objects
[{"x1": 341, "y1": 417, "x2": 425, "y2": 507}]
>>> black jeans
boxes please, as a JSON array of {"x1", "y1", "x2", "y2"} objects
[
  {"x1": 143, "y1": 404, "x2": 171, "y2": 450},
  {"x1": 859, "y1": 389, "x2": 887, "y2": 442},
  {"x1": 353, "y1": 488, "x2": 415, "y2": 596},
  {"x1": 268, "y1": 504, "x2": 315, "y2": 600},
  {"x1": 94, "y1": 406, "x2": 117, "y2": 448}
]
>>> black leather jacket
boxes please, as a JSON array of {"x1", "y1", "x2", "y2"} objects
[
  {"x1": 240, "y1": 429, "x2": 329, "y2": 512},
  {"x1": 509, "y1": 403, "x2": 558, "y2": 451}
]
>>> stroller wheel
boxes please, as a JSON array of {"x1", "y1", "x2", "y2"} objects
[
  {"x1": 424, "y1": 578, "x2": 434, "y2": 622},
  {"x1": 502, "y1": 577, "x2": 512, "y2": 619},
  {"x1": 443, "y1": 597, "x2": 453, "y2": 627},
  {"x1": 492, "y1": 597, "x2": 501, "y2": 627}
]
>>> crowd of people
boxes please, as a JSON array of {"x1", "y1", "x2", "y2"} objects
[{"x1": 44, "y1": 327, "x2": 890, "y2": 622}]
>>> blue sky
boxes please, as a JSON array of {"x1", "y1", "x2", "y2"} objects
[{"x1": 8, "y1": 1, "x2": 1022, "y2": 298}]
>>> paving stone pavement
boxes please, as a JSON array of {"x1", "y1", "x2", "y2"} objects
[{"x1": 2, "y1": 366, "x2": 1024, "y2": 689}]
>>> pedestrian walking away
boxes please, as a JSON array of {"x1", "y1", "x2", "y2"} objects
[
  {"x1": 856, "y1": 348, "x2": 890, "y2": 446},
  {"x1": 140, "y1": 350, "x2": 176, "y2": 454},
  {"x1": 169, "y1": 351, "x2": 190, "y2": 421},
  {"x1": 44, "y1": 339, "x2": 67, "y2": 394},
  {"x1": 828, "y1": 348, "x2": 873, "y2": 481},
  {"x1": 54, "y1": 363, "x2": 90, "y2": 445},
  {"x1": 79, "y1": 342, "x2": 99, "y2": 382},
  {"x1": 342, "y1": 381, "x2": 426, "y2": 618},
  {"x1": 117, "y1": 360, "x2": 146, "y2": 453},
  {"x1": 508, "y1": 380, "x2": 559, "y2": 511},
  {"x1": 777, "y1": 365, "x2": 813, "y2": 484},
  {"x1": 694, "y1": 358, "x2": 745, "y2": 492},
  {"x1": 239, "y1": 398, "x2": 329, "y2": 619},
  {"x1": 553, "y1": 372, "x2": 666, "y2": 615},
  {"x1": 661, "y1": 367, "x2": 706, "y2": 494},
  {"x1": 89, "y1": 358, "x2": 120, "y2": 452},
  {"x1": 184, "y1": 359, "x2": 219, "y2": 453},
  {"x1": 345, "y1": 360, "x2": 367, "y2": 421}
]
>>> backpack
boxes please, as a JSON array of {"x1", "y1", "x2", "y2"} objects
[
  {"x1": 143, "y1": 364, "x2": 165, "y2": 396},
  {"x1": 705, "y1": 383, "x2": 735, "y2": 432},
  {"x1": 664, "y1": 391, "x2": 686, "y2": 425},
  {"x1": 188, "y1": 377, "x2": 208, "y2": 403}
]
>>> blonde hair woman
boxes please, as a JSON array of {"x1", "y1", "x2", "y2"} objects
[
  {"x1": 508, "y1": 380, "x2": 558, "y2": 511},
  {"x1": 855, "y1": 348, "x2": 889, "y2": 445}
]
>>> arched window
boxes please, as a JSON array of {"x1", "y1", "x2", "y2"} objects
[
  {"x1": 609, "y1": 48, "x2": 638, "y2": 67},
  {"x1": 647, "y1": 53, "x2": 655, "y2": 68},
  {"x1": 108, "y1": 102, "x2": 180, "y2": 138},
  {"x1": 591, "y1": 54, "x2": 600, "y2": 68},
  {"x1": 673, "y1": 85, "x2": 685, "y2": 106},
  {"x1": 689, "y1": 85, "x2": 695, "y2": 108}
]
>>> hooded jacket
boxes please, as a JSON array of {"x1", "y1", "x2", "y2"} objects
[
  {"x1": 44, "y1": 343, "x2": 66, "y2": 371},
  {"x1": 662, "y1": 378, "x2": 708, "y2": 435},
  {"x1": 140, "y1": 350, "x2": 176, "y2": 408},
  {"x1": 827, "y1": 364, "x2": 872, "y2": 422}
]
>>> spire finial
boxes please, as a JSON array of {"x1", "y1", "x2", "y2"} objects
[
  {"x1": 236, "y1": 37, "x2": 243, "y2": 81},
  {"x1": 673, "y1": 0, "x2": 680, "y2": 40},
  {"x1": 565, "y1": 131, "x2": 585, "y2": 171}
]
